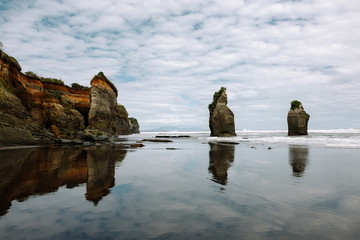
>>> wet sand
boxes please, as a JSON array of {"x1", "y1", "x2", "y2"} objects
[{"x1": 0, "y1": 138, "x2": 359, "y2": 239}]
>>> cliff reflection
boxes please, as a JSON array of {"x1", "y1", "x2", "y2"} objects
[
  {"x1": 289, "y1": 146, "x2": 309, "y2": 177},
  {"x1": 0, "y1": 145, "x2": 127, "y2": 216},
  {"x1": 208, "y1": 142, "x2": 235, "y2": 185},
  {"x1": 86, "y1": 146, "x2": 126, "y2": 205}
]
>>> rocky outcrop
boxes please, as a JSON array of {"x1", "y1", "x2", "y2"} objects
[
  {"x1": 129, "y1": 117, "x2": 140, "y2": 133},
  {"x1": 0, "y1": 78, "x2": 50, "y2": 145},
  {"x1": 0, "y1": 50, "x2": 132, "y2": 146},
  {"x1": 287, "y1": 100, "x2": 310, "y2": 136},
  {"x1": 88, "y1": 72, "x2": 131, "y2": 135},
  {"x1": 208, "y1": 87, "x2": 236, "y2": 137}
]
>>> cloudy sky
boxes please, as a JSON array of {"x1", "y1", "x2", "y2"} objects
[{"x1": 1, "y1": 0, "x2": 359, "y2": 131}]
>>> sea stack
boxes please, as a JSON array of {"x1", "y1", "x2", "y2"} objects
[
  {"x1": 129, "y1": 117, "x2": 140, "y2": 134},
  {"x1": 88, "y1": 72, "x2": 131, "y2": 135},
  {"x1": 208, "y1": 87, "x2": 236, "y2": 137},
  {"x1": 287, "y1": 100, "x2": 310, "y2": 136}
]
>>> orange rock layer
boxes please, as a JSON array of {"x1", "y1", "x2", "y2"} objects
[
  {"x1": 0, "y1": 56, "x2": 90, "y2": 124},
  {"x1": 0, "y1": 50, "x2": 134, "y2": 138}
]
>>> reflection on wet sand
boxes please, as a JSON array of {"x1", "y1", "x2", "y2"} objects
[
  {"x1": 86, "y1": 146, "x2": 126, "y2": 204},
  {"x1": 208, "y1": 142, "x2": 235, "y2": 185},
  {"x1": 0, "y1": 145, "x2": 127, "y2": 216},
  {"x1": 289, "y1": 146, "x2": 309, "y2": 177}
]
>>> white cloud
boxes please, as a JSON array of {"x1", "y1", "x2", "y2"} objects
[{"x1": 0, "y1": 0, "x2": 359, "y2": 130}]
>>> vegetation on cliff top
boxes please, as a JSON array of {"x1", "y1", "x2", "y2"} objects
[
  {"x1": 117, "y1": 104, "x2": 128, "y2": 119},
  {"x1": 93, "y1": 71, "x2": 118, "y2": 97},
  {"x1": 290, "y1": 100, "x2": 302, "y2": 110},
  {"x1": 129, "y1": 117, "x2": 138, "y2": 125},
  {"x1": 25, "y1": 71, "x2": 65, "y2": 85},
  {"x1": 26, "y1": 72, "x2": 89, "y2": 90},
  {"x1": 208, "y1": 87, "x2": 225, "y2": 113},
  {"x1": 71, "y1": 83, "x2": 90, "y2": 90},
  {"x1": 0, "y1": 50, "x2": 22, "y2": 71}
]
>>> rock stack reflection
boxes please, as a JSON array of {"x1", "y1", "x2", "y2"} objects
[
  {"x1": 0, "y1": 145, "x2": 127, "y2": 216},
  {"x1": 289, "y1": 146, "x2": 309, "y2": 177},
  {"x1": 86, "y1": 146, "x2": 126, "y2": 205},
  {"x1": 208, "y1": 142, "x2": 235, "y2": 185}
]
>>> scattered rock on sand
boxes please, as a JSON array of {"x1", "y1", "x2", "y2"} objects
[{"x1": 142, "y1": 139, "x2": 173, "y2": 143}]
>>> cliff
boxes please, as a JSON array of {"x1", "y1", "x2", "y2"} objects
[
  {"x1": 88, "y1": 72, "x2": 131, "y2": 135},
  {"x1": 287, "y1": 100, "x2": 310, "y2": 136},
  {"x1": 208, "y1": 87, "x2": 236, "y2": 137},
  {"x1": 0, "y1": 50, "x2": 132, "y2": 146},
  {"x1": 129, "y1": 117, "x2": 140, "y2": 134}
]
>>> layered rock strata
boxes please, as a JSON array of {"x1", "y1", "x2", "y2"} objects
[
  {"x1": 0, "y1": 50, "x2": 132, "y2": 146},
  {"x1": 287, "y1": 100, "x2": 310, "y2": 136},
  {"x1": 208, "y1": 87, "x2": 236, "y2": 137},
  {"x1": 88, "y1": 73, "x2": 131, "y2": 135}
]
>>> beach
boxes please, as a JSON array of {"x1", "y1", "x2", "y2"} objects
[{"x1": 0, "y1": 130, "x2": 360, "y2": 239}]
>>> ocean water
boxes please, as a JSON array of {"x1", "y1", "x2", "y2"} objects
[
  {"x1": 0, "y1": 129, "x2": 359, "y2": 239},
  {"x1": 132, "y1": 128, "x2": 360, "y2": 149}
]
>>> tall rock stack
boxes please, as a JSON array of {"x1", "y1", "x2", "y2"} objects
[
  {"x1": 208, "y1": 87, "x2": 236, "y2": 137},
  {"x1": 287, "y1": 100, "x2": 310, "y2": 136},
  {"x1": 88, "y1": 72, "x2": 131, "y2": 135}
]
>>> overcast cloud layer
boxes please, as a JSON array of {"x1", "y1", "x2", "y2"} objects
[{"x1": 1, "y1": 0, "x2": 359, "y2": 130}]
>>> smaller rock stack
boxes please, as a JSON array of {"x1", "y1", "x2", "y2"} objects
[
  {"x1": 129, "y1": 117, "x2": 140, "y2": 134},
  {"x1": 208, "y1": 87, "x2": 236, "y2": 137},
  {"x1": 287, "y1": 100, "x2": 310, "y2": 136}
]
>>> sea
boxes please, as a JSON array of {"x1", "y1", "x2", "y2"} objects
[
  {"x1": 130, "y1": 128, "x2": 360, "y2": 149},
  {"x1": 0, "y1": 129, "x2": 359, "y2": 239}
]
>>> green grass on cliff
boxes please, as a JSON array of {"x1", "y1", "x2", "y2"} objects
[
  {"x1": 117, "y1": 104, "x2": 128, "y2": 119},
  {"x1": 208, "y1": 87, "x2": 225, "y2": 113},
  {"x1": 129, "y1": 117, "x2": 138, "y2": 125},
  {"x1": 291, "y1": 100, "x2": 302, "y2": 110},
  {"x1": 94, "y1": 72, "x2": 118, "y2": 97},
  {"x1": 25, "y1": 71, "x2": 65, "y2": 85},
  {"x1": 0, "y1": 50, "x2": 22, "y2": 71},
  {"x1": 71, "y1": 83, "x2": 90, "y2": 90}
]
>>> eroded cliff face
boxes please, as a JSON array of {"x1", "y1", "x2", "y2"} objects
[
  {"x1": 209, "y1": 88, "x2": 236, "y2": 137},
  {"x1": 88, "y1": 76, "x2": 131, "y2": 135},
  {"x1": 129, "y1": 117, "x2": 140, "y2": 134},
  {"x1": 0, "y1": 50, "x2": 132, "y2": 146},
  {"x1": 287, "y1": 101, "x2": 310, "y2": 136}
]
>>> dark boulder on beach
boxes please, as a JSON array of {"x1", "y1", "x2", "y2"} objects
[
  {"x1": 208, "y1": 87, "x2": 236, "y2": 137},
  {"x1": 287, "y1": 100, "x2": 310, "y2": 136}
]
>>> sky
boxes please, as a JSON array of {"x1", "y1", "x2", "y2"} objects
[{"x1": 0, "y1": 0, "x2": 359, "y2": 131}]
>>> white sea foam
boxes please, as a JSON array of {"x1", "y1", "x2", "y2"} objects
[{"x1": 125, "y1": 129, "x2": 360, "y2": 149}]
